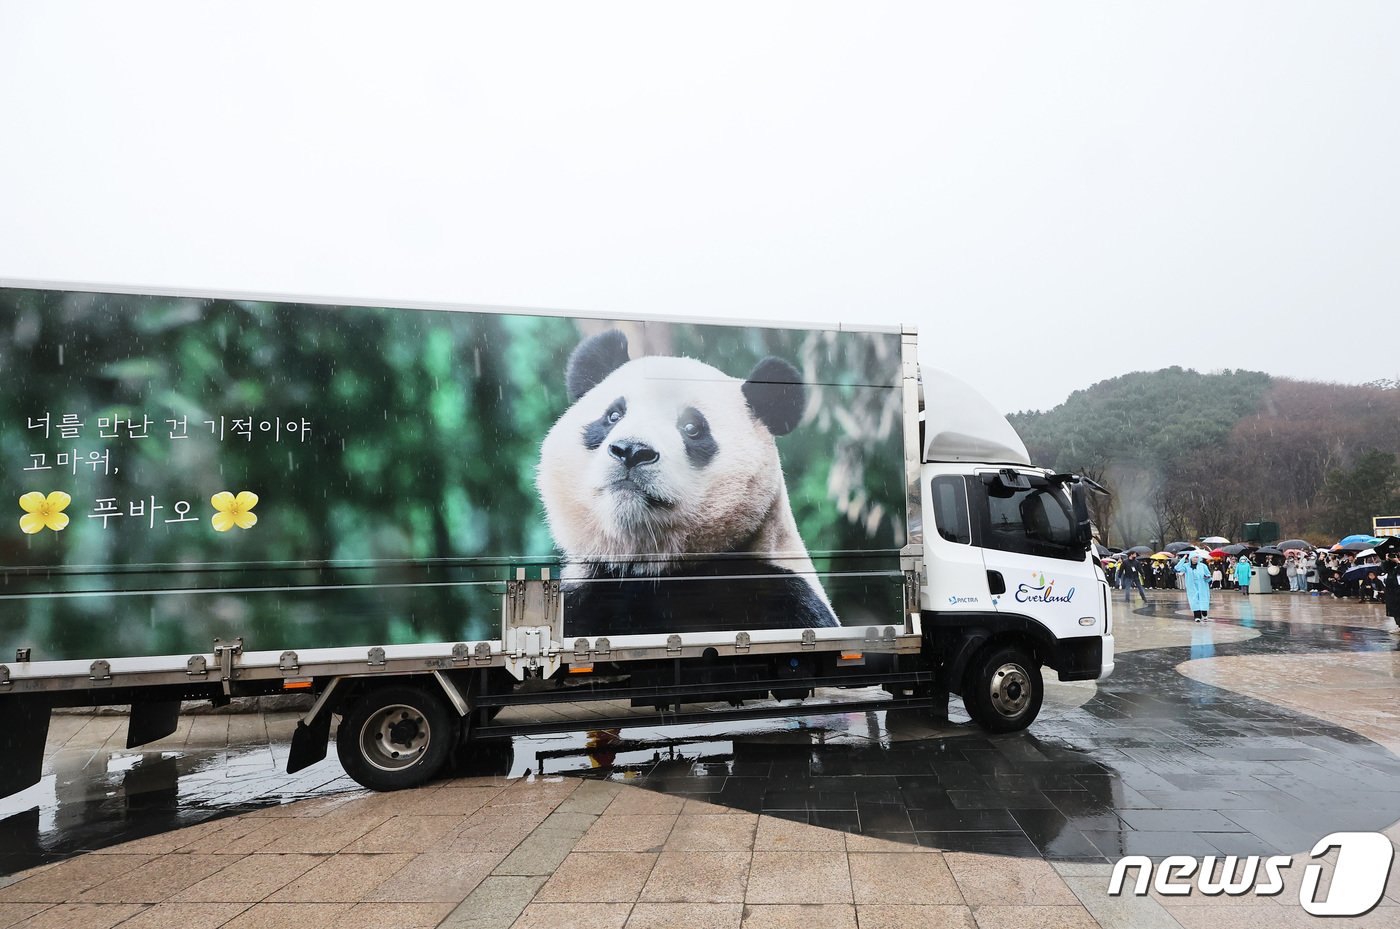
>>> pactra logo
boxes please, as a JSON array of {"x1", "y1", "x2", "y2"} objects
[
  {"x1": 1108, "y1": 832, "x2": 1395, "y2": 916},
  {"x1": 948, "y1": 595, "x2": 979, "y2": 605},
  {"x1": 1014, "y1": 571, "x2": 1075, "y2": 604}
]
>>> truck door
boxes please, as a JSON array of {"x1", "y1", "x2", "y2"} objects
[
  {"x1": 922, "y1": 469, "x2": 996, "y2": 613},
  {"x1": 968, "y1": 470, "x2": 1099, "y2": 634}
]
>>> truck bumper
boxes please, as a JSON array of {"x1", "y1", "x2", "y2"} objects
[
  {"x1": 1097, "y1": 633, "x2": 1115, "y2": 680},
  {"x1": 1053, "y1": 633, "x2": 1114, "y2": 682}
]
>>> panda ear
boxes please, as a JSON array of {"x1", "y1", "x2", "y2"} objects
[
  {"x1": 742, "y1": 357, "x2": 805, "y2": 436},
  {"x1": 566, "y1": 330, "x2": 631, "y2": 401}
]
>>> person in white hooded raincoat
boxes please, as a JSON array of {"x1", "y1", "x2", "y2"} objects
[{"x1": 1176, "y1": 553, "x2": 1213, "y2": 622}]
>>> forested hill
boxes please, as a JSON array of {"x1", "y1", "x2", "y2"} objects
[{"x1": 1006, "y1": 368, "x2": 1400, "y2": 546}]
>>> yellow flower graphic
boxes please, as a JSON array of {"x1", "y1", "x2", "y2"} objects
[
  {"x1": 19, "y1": 491, "x2": 71, "y2": 534},
  {"x1": 211, "y1": 491, "x2": 259, "y2": 531}
]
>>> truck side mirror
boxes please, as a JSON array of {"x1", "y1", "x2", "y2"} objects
[{"x1": 1070, "y1": 482, "x2": 1093, "y2": 550}]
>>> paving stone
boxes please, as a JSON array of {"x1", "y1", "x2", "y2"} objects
[
  {"x1": 105, "y1": 902, "x2": 252, "y2": 928},
  {"x1": 640, "y1": 851, "x2": 750, "y2": 903},
  {"x1": 853, "y1": 904, "x2": 976, "y2": 929},
  {"x1": 511, "y1": 902, "x2": 632, "y2": 928},
  {"x1": 605, "y1": 790, "x2": 687, "y2": 816},
  {"x1": 342, "y1": 814, "x2": 467, "y2": 853},
  {"x1": 945, "y1": 852, "x2": 1079, "y2": 906},
  {"x1": 753, "y1": 816, "x2": 843, "y2": 852},
  {"x1": 625, "y1": 902, "x2": 743, "y2": 928},
  {"x1": 266, "y1": 853, "x2": 416, "y2": 903},
  {"x1": 665, "y1": 814, "x2": 757, "y2": 852},
  {"x1": 575, "y1": 814, "x2": 677, "y2": 852},
  {"x1": 849, "y1": 851, "x2": 962, "y2": 905},
  {"x1": 0, "y1": 903, "x2": 53, "y2": 929},
  {"x1": 969, "y1": 904, "x2": 1100, "y2": 928},
  {"x1": 440, "y1": 875, "x2": 547, "y2": 929},
  {"x1": 535, "y1": 852, "x2": 658, "y2": 903},
  {"x1": 169, "y1": 853, "x2": 319, "y2": 902},
  {"x1": 345, "y1": 901, "x2": 457, "y2": 927},
  {"x1": 558, "y1": 782, "x2": 624, "y2": 816},
  {"x1": 745, "y1": 852, "x2": 851, "y2": 905},
  {"x1": 1059, "y1": 873, "x2": 1184, "y2": 929},
  {"x1": 0, "y1": 856, "x2": 156, "y2": 903},
  {"x1": 365, "y1": 851, "x2": 504, "y2": 902},
  {"x1": 219, "y1": 902, "x2": 355, "y2": 929},
  {"x1": 493, "y1": 827, "x2": 585, "y2": 876},
  {"x1": 74, "y1": 854, "x2": 233, "y2": 904},
  {"x1": 738, "y1": 903, "x2": 857, "y2": 929},
  {"x1": 12, "y1": 903, "x2": 146, "y2": 929}
]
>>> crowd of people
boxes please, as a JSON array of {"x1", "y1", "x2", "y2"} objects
[{"x1": 1104, "y1": 545, "x2": 1400, "y2": 628}]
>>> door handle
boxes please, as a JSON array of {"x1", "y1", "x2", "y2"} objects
[{"x1": 986, "y1": 570, "x2": 1006, "y2": 595}]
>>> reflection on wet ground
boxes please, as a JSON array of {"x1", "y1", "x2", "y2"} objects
[
  {"x1": 0, "y1": 716, "x2": 355, "y2": 877},
  {"x1": 4, "y1": 591, "x2": 1400, "y2": 876},
  {"x1": 569, "y1": 596, "x2": 1400, "y2": 860}
]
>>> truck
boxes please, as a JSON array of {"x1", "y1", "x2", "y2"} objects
[{"x1": 0, "y1": 281, "x2": 1114, "y2": 797}]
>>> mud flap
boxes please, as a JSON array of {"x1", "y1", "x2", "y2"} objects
[
  {"x1": 127, "y1": 699, "x2": 182, "y2": 749},
  {"x1": 286, "y1": 709, "x2": 333, "y2": 775},
  {"x1": 0, "y1": 697, "x2": 51, "y2": 799}
]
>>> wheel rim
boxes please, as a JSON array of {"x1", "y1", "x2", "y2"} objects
[
  {"x1": 988, "y1": 662, "x2": 1031, "y2": 718},
  {"x1": 359, "y1": 703, "x2": 432, "y2": 772}
]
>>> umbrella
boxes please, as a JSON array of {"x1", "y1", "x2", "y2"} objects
[
  {"x1": 1200, "y1": 536, "x2": 1231, "y2": 545},
  {"x1": 1125, "y1": 545, "x2": 1153, "y2": 555},
  {"x1": 1092, "y1": 542, "x2": 1112, "y2": 558},
  {"x1": 1340, "y1": 541, "x2": 1374, "y2": 552},
  {"x1": 1209, "y1": 549, "x2": 1228, "y2": 559},
  {"x1": 1150, "y1": 553, "x2": 1171, "y2": 561},
  {"x1": 1277, "y1": 539, "x2": 1313, "y2": 552},
  {"x1": 1339, "y1": 534, "x2": 1383, "y2": 547},
  {"x1": 1342, "y1": 563, "x2": 1383, "y2": 585},
  {"x1": 1376, "y1": 537, "x2": 1400, "y2": 556},
  {"x1": 1176, "y1": 549, "x2": 1212, "y2": 562},
  {"x1": 1255, "y1": 546, "x2": 1284, "y2": 556},
  {"x1": 1164, "y1": 542, "x2": 1195, "y2": 554},
  {"x1": 1221, "y1": 543, "x2": 1255, "y2": 556}
]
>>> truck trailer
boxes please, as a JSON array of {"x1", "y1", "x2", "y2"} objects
[{"x1": 0, "y1": 282, "x2": 1114, "y2": 796}]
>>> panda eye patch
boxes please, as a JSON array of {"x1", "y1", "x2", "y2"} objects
[
  {"x1": 582, "y1": 397, "x2": 627, "y2": 450},
  {"x1": 678, "y1": 411, "x2": 708, "y2": 439},
  {"x1": 678, "y1": 407, "x2": 718, "y2": 467}
]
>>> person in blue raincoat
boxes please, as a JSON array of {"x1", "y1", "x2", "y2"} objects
[
  {"x1": 1176, "y1": 552, "x2": 1213, "y2": 622},
  {"x1": 1234, "y1": 555, "x2": 1253, "y2": 597}
]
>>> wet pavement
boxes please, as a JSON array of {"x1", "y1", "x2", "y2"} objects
[
  {"x1": 0, "y1": 710, "x2": 357, "y2": 879},
  {"x1": 4, "y1": 590, "x2": 1400, "y2": 927},
  {"x1": 598, "y1": 595, "x2": 1400, "y2": 862}
]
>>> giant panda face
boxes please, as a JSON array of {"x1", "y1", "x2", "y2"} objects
[{"x1": 538, "y1": 330, "x2": 805, "y2": 568}]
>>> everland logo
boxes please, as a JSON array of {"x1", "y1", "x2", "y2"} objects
[
  {"x1": 1014, "y1": 571, "x2": 1075, "y2": 604},
  {"x1": 1108, "y1": 832, "x2": 1394, "y2": 917}
]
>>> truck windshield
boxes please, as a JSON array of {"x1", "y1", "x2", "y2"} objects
[{"x1": 979, "y1": 482, "x2": 1081, "y2": 560}]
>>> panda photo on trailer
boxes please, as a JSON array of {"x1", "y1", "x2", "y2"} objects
[{"x1": 537, "y1": 328, "x2": 840, "y2": 636}]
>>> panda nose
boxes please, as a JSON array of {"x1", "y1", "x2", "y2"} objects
[{"x1": 609, "y1": 440, "x2": 659, "y2": 470}]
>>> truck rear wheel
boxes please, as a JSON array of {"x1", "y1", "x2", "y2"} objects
[
  {"x1": 963, "y1": 644, "x2": 1042, "y2": 733},
  {"x1": 336, "y1": 685, "x2": 456, "y2": 791}
]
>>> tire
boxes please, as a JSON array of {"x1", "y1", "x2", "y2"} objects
[
  {"x1": 962, "y1": 644, "x2": 1043, "y2": 733},
  {"x1": 336, "y1": 685, "x2": 457, "y2": 791}
]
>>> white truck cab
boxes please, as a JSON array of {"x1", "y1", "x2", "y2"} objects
[{"x1": 917, "y1": 368, "x2": 1114, "y2": 731}]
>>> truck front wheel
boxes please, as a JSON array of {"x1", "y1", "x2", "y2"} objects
[
  {"x1": 336, "y1": 685, "x2": 456, "y2": 791},
  {"x1": 963, "y1": 644, "x2": 1043, "y2": 733}
]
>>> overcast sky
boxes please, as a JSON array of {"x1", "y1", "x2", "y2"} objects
[{"x1": 1, "y1": 2, "x2": 1395, "y2": 413}]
